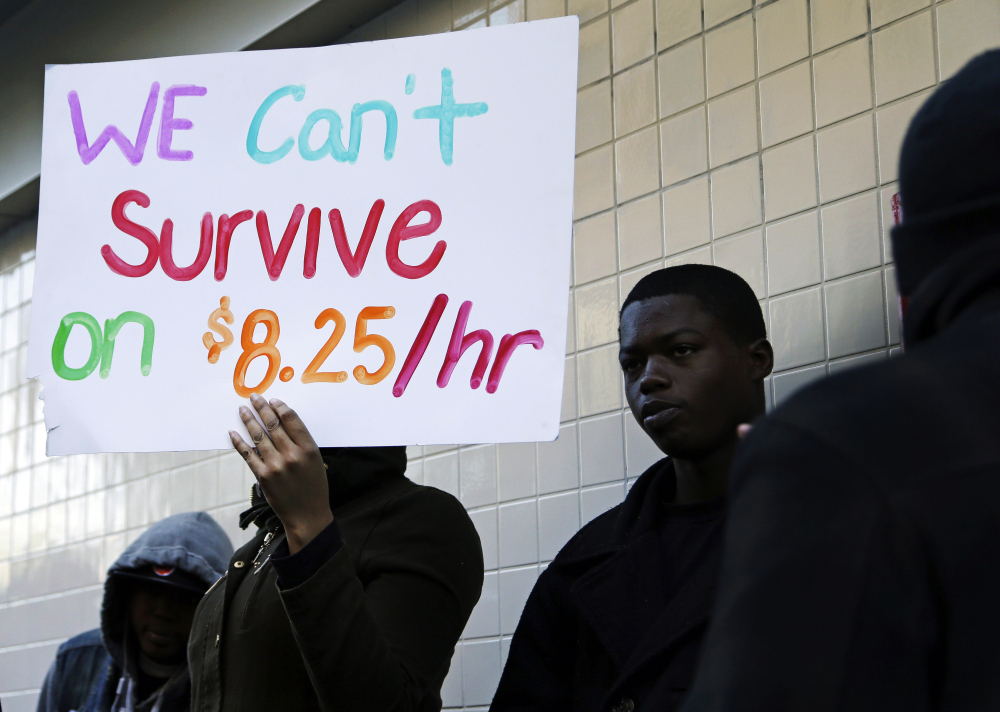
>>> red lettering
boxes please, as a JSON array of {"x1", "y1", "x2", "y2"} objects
[
  {"x1": 486, "y1": 331, "x2": 544, "y2": 394},
  {"x1": 103, "y1": 190, "x2": 160, "y2": 277},
  {"x1": 330, "y1": 199, "x2": 384, "y2": 278},
  {"x1": 393, "y1": 294, "x2": 448, "y2": 398},
  {"x1": 437, "y1": 301, "x2": 493, "y2": 389},
  {"x1": 303, "y1": 207, "x2": 321, "y2": 279},
  {"x1": 213, "y1": 210, "x2": 254, "y2": 281},
  {"x1": 256, "y1": 205, "x2": 305, "y2": 281},
  {"x1": 104, "y1": 194, "x2": 452, "y2": 282},
  {"x1": 159, "y1": 212, "x2": 213, "y2": 281},
  {"x1": 385, "y1": 200, "x2": 445, "y2": 279}
]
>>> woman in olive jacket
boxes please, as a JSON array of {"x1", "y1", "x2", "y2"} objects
[{"x1": 188, "y1": 395, "x2": 483, "y2": 712}]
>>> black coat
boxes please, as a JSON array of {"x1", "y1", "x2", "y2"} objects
[
  {"x1": 682, "y1": 285, "x2": 1000, "y2": 710},
  {"x1": 491, "y1": 459, "x2": 723, "y2": 712},
  {"x1": 188, "y1": 448, "x2": 484, "y2": 712}
]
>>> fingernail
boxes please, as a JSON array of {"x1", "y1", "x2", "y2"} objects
[
  {"x1": 239, "y1": 406, "x2": 249, "y2": 416},
  {"x1": 228, "y1": 430, "x2": 238, "y2": 439},
  {"x1": 250, "y1": 393, "x2": 263, "y2": 404},
  {"x1": 269, "y1": 398, "x2": 281, "y2": 406}
]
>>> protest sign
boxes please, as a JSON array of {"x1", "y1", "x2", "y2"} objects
[{"x1": 27, "y1": 18, "x2": 579, "y2": 454}]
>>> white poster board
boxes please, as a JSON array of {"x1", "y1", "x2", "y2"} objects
[{"x1": 28, "y1": 18, "x2": 579, "y2": 454}]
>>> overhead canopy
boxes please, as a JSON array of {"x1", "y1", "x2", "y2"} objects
[{"x1": 0, "y1": 0, "x2": 406, "y2": 234}]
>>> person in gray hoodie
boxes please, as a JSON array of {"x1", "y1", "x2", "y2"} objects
[{"x1": 37, "y1": 512, "x2": 233, "y2": 712}]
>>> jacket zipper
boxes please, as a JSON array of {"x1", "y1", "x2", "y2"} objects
[
  {"x1": 240, "y1": 563, "x2": 267, "y2": 631},
  {"x1": 240, "y1": 529, "x2": 278, "y2": 630}
]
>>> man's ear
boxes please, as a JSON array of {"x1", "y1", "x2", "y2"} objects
[{"x1": 747, "y1": 338, "x2": 774, "y2": 380}]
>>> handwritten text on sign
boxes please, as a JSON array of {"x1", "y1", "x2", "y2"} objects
[{"x1": 28, "y1": 18, "x2": 579, "y2": 454}]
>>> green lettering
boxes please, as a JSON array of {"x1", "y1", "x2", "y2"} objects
[
  {"x1": 101, "y1": 311, "x2": 155, "y2": 378},
  {"x1": 51, "y1": 312, "x2": 103, "y2": 380}
]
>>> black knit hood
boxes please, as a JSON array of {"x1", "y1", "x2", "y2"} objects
[
  {"x1": 892, "y1": 49, "x2": 1000, "y2": 299},
  {"x1": 239, "y1": 446, "x2": 408, "y2": 530},
  {"x1": 891, "y1": 49, "x2": 1000, "y2": 345}
]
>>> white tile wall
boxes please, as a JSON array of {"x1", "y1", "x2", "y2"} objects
[
  {"x1": 765, "y1": 212, "x2": 822, "y2": 296},
  {"x1": 762, "y1": 135, "x2": 818, "y2": 221},
  {"x1": 659, "y1": 38, "x2": 705, "y2": 117},
  {"x1": 614, "y1": 60, "x2": 657, "y2": 136},
  {"x1": 705, "y1": 0, "x2": 752, "y2": 30},
  {"x1": 2, "y1": 1, "x2": 997, "y2": 710},
  {"x1": 756, "y1": 0, "x2": 809, "y2": 75},
  {"x1": 821, "y1": 192, "x2": 882, "y2": 279},
  {"x1": 656, "y1": 0, "x2": 702, "y2": 48},
  {"x1": 661, "y1": 107, "x2": 708, "y2": 185},
  {"x1": 759, "y1": 61, "x2": 813, "y2": 148},
  {"x1": 937, "y1": 0, "x2": 1000, "y2": 79},
  {"x1": 813, "y1": 38, "x2": 872, "y2": 127},
  {"x1": 711, "y1": 157, "x2": 763, "y2": 237},
  {"x1": 611, "y1": 0, "x2": 654, "y2": 71},
  {"x1": 872, "y1": 11, "x2": 936, "y2": 105},
  {"x1": 618, "y1": 194, "x2": 663, "y2": 269},
  {"x1": 714, "y1": 229, "x2": 765, "y2": 299},
  {"x1": 811, "y1": 0, "x2": 868, "y2": 52},
  {"x1": 708, "y1": 85, "x2": 759, "y2": 167},
  {"x1": 705, "y1": 15, "x2": 755, "y2": 96}
]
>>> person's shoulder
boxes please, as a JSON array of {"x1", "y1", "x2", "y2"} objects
[
  {"x1": 775, "y1": 317, "x2": 995, "y2": 434},
  {"x1": 390, "y1": 478, "x2": 470, "y2": 521},
  {"x1": 52, "y1": 629, "x2": 110, "y2": 675},
  {"x1": 57, "y1": 628, "x2": 104, "y2": 655},
  {"x1": 765, "y1": 355, "x2": 922, "y2": 449},
  {"x1": 550, "y1": 502, "x2": 622, "y2": 565},
  {"x1": 783, "y1": 357, "x2": 901, "y2": 415},
  {"x1": 741, "y1": 350, "x2": 962, "y2": 490},
  {"x1": 363, "y1": 478, "x2": 485, "y2": 598},
  {"x1": 551, "y1": 458, "x2": 667, "y2": 564},
  {"x1": 372, "y1": 478, "x2": 480, "y2": 550}
]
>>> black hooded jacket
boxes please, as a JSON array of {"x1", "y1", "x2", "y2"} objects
[
  {"x1": 37, "y1": 512, "x2": 233, "y2": 712},
  {"x1": 187, "y1": 446, "x2": 484, "y2": 712},
  {"x1": 679, "y1": 241, "x2": 1000, "y2": 711}
]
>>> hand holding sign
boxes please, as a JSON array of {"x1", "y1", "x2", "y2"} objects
[{"x1": 230, "y1": 395, "x2": 333, "y2": 555}]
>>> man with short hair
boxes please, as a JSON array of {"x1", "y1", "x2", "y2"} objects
[
  {"x1": 490, "y1": 264, "x2": 774, "y2": 712},
  {"x1": 680, "y1": 50, "x2": 1000, "y2": 711},
  {"x1": 38, "y1": 512, "x2": 233, "y2": 712}
]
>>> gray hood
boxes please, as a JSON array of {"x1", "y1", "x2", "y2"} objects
[{"x1": 101, "y1": 511, "x2": 233, "y2": 670}]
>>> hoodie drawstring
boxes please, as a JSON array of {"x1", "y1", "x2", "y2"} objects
[{"x1": 109, "y1": 673, "x2": 135, "y2": 712}]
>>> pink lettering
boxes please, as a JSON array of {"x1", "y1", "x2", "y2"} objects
[
  {"x1": 486, "y1": 331, "x2": 544, "y2": 394},
  {"x1": 386, "y1": 200, "x2": 445, "y2": 279},
  {"x1": 102, "y1": 190, "x2": 160, "y2": 277},
  {"x1": 303, "y1": 208, "x2": 321, "y2": 279},
  {"x1": 159, "y1": 213, "x2": 213, "y2": 281},
  {"x1": 213, "y1": 211, "x2": 254, "y2": 281},
  {"x1": 437, "y1": 301, "x2": 494, "y2": 389},
  {"x1": 330, "y1": 199, "x2": 384, "y2": 278},
  {"x1": 393, "y1": 294, "x2": 449, "y2": 398},
  {"x1": 256, "y1": 205, "x2": 305, "y2": 280}
]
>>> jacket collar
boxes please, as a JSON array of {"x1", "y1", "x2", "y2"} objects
[
  {"x1": 555, "y1": 458, "x2": 675, "y2": 569},
  {"x1": 567, "y1": 459, "x2": 723, "y2": 681}
]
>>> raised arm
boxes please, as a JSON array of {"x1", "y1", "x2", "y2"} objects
[{"x1": 229, "y1": 394, "x2": 483, "y2": 711}]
